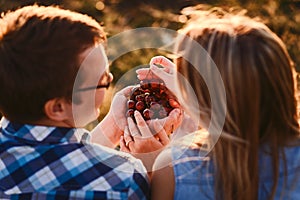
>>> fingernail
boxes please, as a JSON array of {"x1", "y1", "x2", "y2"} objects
[
  {"x1": 134, "y1": 110, "x2": 141, "y2": 117},
  {"x1": 127, "y1": 117, "x2": 133, "y2": 124}
]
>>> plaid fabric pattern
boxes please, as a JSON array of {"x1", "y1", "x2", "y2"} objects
[{"x1": 0, "y1": 118, "x2": 150, "y2": 200}]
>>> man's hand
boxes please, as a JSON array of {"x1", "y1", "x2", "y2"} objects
[{"x1": 91, "y1": 86, "x2": 134, "y2": 147}]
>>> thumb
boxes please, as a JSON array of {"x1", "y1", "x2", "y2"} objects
[
  {"x1": 153, "y1": 120, "x2": 170, "y2": 146},
  {"x1": 150, "y1": 64, "x2": 171, "y2": 81},
  {"x1": 116, "y1": 85, "x2": 134, "y2": 97},
  {"x1": 119, "y1": 136, "x2": 130, "y2": 153},
  {"x1": 150, "y1": 56, "x2": 175, "y2": 69}
]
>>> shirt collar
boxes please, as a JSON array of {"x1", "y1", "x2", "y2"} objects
[{"x1": 0, "y1": 117, "x2": 90, "y2": 145}]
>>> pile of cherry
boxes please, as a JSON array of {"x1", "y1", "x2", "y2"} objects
[{"x1": 126, "y1": 78, "x2": 176, "y2": 122}]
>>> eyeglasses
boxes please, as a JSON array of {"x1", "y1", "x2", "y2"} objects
[
  {"x1": 75, "y1": 82, "x2": 110, "y2": 92},
  {"x1": 75, "y1": 72, "x2": 113, "y2": 92}
]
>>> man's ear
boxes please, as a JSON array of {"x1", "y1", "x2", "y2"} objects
[{"x1": 44, "y1": 98, "x2": 72, "y2": 121}]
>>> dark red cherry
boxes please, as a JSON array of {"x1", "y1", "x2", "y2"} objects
[
  {"x1": 145, "y1": 95, "x2": 155, "y2": 103},
  {"x1": 127, "y1": 100, "x2": 135, "y2": 109},
  {"x1": 140, "y1": 80, "x2": 150, "y2": 90},
  {"x1": 150, "y1": 102, "x2": 161, "y2": 111},
  {"x1": 126, "y1": 109, "x2": 135, "y2": 118},
  {"x1": 143, "y1": 108, "x2": 154, "y2": 120},
  {"x1": 126, "y1": 76, "x2": 178, "y2": 124},
  {"x1": 135, "y1": 94, "x2": 144, "y2": 101},
  {"x1": 135, "y1": 101, "x2": 145, "y2": 111}
]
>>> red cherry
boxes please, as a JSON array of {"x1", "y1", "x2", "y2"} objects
[
  {"x1": 169, "y1": 99, "x2": 180, "y2": 108},
  {"x1": 158, "y1": 100, "x2": 168, "y2": 107},
  {"x1": 131, "y1": 87, "x2": 143, "y2": 100},
  {"x1": 150, "y1": 82, "x2": 160, "y2": 90},
  {"x1": 126, "y1": 77, "x2": 176, "y2": 123},
  {"x1": 135, "y1": 94, "x2": 144, "y2": 101},
  {"x1": 135, "y1": 101, "x2": 145, "y2": 111},
  {"x1": 126, "y1": 109, "x2": 135, "y2": 117},
  {"x1": 127, "y1": 100, "x2": 135, "y2": 109},
  {"x1": 140, "y1": 80, "x2": 150, "y2": 90},
  {"x1": 145, "y1": 95, "x2": 155, "y2": 103},
  {"x1": 160, "y1": 91, "x2": 167, "y2": 98},
  {"x1": 143, "y1": 108, "x2": 154, "y2": 120},
  {"x1": 164, "y1": 106, "x2": 173, "y2": 115},
  {"x1": 150, "y1": 102, "x2": 161, "y2": 111}
]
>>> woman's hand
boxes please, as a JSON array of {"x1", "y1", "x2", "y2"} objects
[
  {"x1": 136, "y1": 56, "x2": 184, "y2": 135},
  {"x1": 120, "y1": 111, "x2": 170, "y2": 154},
  {"x1": 120, "y1": 110, "x2": 172, "y2": 172},
  {"x1": 146, "y1": 107, "x2": 182, "y2": 137},
  {"x1": 136, "y1": 56, "x2": 180, "y2": 99}
]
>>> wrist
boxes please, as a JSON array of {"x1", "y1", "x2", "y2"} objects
[
  {"x1": 91, "y1": 112, "x2": 123, "y2": 148},
  {"x1": 102, "y1": 111, "x2": 123, "y2": 137}
]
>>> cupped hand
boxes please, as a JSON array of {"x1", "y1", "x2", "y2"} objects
[
  {"x1": 146, "y1": 107, "x2": 183, "y2": 137},
  {"x1": 107, "y1": 85, "x2": 134, "y2": 131},
  {"x1": 136, "y1": 56, "x2": 180, "y2": 96},
  {"x1": 91, "y1": 86, "x2": 134, "y2": 147},
  {"x1": 120, "y1": 111, "x2": 170, "y2": 154}
]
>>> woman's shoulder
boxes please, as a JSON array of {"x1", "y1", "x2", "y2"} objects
[
  {"x1": 259, "y1": 139, "x2": 300, "y2": 180},
  {"x1": 170, "y1": 130, "x2": 211, "y2": 158},
  {"x1": 259, "y1": 139, "x2": 300, "y2": 161},
  {"x1": 165, "y1": 130, "x2": 214, "y2": 176},
  {"x1": 153, "y1": 129, "x2": 211, "y2": 169},
  {"x1": 155, "y1": 130, "x2": 214, "y2": 199}
]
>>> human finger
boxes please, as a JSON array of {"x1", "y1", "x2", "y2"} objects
[
  {"x1": 115, "y1": 85, "x2": 135, "y2": 98},
  {"x1": 109, "y1": 86, "x2": 136, "y2": 132},
  {"x1": 136, "y1": 68, "x2": 149, "y2": 80},
  {"x1": 111, "y1": 86, "x2": 135, "y2": 114},
  {"x1": 166, "y1": 108, "x2": 183, "y2": 132},
  {"x1": 153, "y1": 120, "x2": 170, "y2": 145},
  {"x1": 147, "y1": 108, "x2": 183, "y2": 136},
  {"x1": 119, "y1": 135, "x2": 130, "y2": 153},
  {"x1": 136, "y1": 68, "x2": 164, "y2": 80},
  {"x1": 149, "y1": 64, "x2": 173, "y2": 83},
  {"x1": 134, "y1": 110, "x2": 153, "y2": 138},
  {"x1": 123, "y1": 126, "x2": 134, "y2": 147},
  {"x1": 149, "y1": 56, "x2": 175, "y2": 70},
  {"x1": 127, "y1": 117, "x2": 141, "y2": 137}
]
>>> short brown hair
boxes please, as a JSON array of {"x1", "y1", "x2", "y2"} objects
[{"x1": 0, "y1": 5, "x2": 106, "y2": 123}]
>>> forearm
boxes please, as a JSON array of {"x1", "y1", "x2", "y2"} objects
[{"x1": 90, "y1": 113, "x2": 123, "y2": 148}]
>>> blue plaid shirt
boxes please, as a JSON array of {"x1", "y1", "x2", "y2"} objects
[{"x1": 0, "y1": 118, "x2": 150, "y2": 199}]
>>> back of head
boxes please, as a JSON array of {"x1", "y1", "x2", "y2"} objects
[
  {"x1": 0, "y1": 5, "x2": 106, "y2": 123},
  {"x1": 175, "y1": 7, "x2": 299, "y2": 200}
]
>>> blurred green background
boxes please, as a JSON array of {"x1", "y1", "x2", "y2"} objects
[{"x1": 1, "y1": 0, "x2": 299, "y2": 129}]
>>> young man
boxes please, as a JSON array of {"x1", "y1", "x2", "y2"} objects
[{"x1": 0, "y1": 5, "x2": 149, "y2": 199}]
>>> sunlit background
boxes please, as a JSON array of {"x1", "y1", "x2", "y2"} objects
[{"x1": 1, "y1": 0, "x2": 300, "y2": 129}]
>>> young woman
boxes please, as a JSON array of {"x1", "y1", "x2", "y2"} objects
[{"x1": 148, "y1": 10, "x2": 300, "y2": 200}]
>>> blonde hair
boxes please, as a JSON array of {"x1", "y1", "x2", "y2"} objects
[{"x1": 175, "y1": 8, "x2": 299, "y2": 200}]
